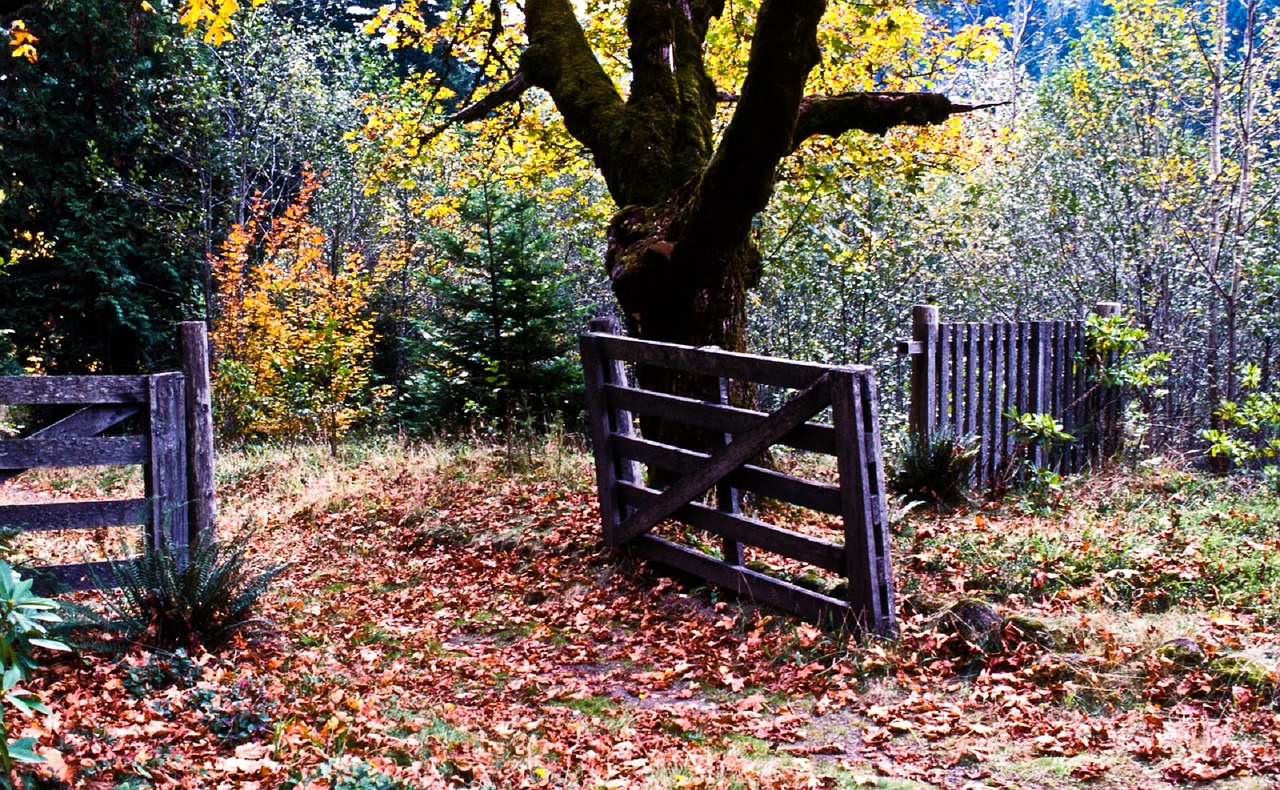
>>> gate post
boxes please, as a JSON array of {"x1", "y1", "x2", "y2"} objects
[
  {"x1": 146, "y1": 373, "x2": 188, "y2": 551},
  {"x1": 180, "y1": 321, "x2": 216, "y2": 545},
  {"x1": 908, "y1": 305, "x2": 940, "y2": 439},
  {"x1": 581, "y1": 317, "x2": 639, "y2": 547}
]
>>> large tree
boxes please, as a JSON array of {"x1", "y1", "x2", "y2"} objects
[{"x1": 367, "y1": 0, "x2": 991, "y2": 360}]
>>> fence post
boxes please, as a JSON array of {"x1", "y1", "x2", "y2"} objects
[
  {"x1": 908, "y1": 305, "x2": 940, "y2": 440},
  {"x1": 179, "y1": 322, "x2": 216, "y2": 545},
  {"x1": 1091, "y1": 302, "x2": 1123, "y2": 463},
  {"x1": 582, "y1": 317, "x2": 639, "y2": 547},
  {"x1": 147, "y1": 373, "x2": 188, "y2": 552}
]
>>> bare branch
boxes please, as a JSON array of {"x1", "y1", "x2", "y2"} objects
[
  {"x1": 792, "y1": 92, "x2": 1007, "y2": 149},
  {"x1": 447, "y1": 70, "x2": 532, "y2": 126}
]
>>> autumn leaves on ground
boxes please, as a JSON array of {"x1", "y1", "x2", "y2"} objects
[{"x1": 6, "y1": 439, "x2": 1280, "y2": 789}]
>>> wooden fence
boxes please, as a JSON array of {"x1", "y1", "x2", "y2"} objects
[
  {"x1": 581, "y1": 318, "x2": 897, "y2": 637},
  {"x1": 900, "y1": 303, "x2": 1122, "y2": 489},
  {"x1": 0, "y1": 322, "x2": 216, "y2": 591}
]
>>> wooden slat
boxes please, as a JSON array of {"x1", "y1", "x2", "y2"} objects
[
  {"x1": 0, "y1": 499, "x2": 148, "y2": 532},
  {"x1": 147, "y1": 374, "x2": 188, "y2": 548},
  {"x1": 1067, "y1": 324, "x2": 1083, "y2": 473},
  {"x1": 0, "y1": 436, "x2": 146, "y2": 469},
  {"x1": 975, "y1": 323, "x2": 990, "y2": 488},
  {"x1": 613, "y1": 436, "x2": 842, "y2": 514},
  {"x1": 0, "y1": 404, "x2": 140, "y2": 485},
  {"x1": 633, "y1": 535, "x2": 852, "y2": 627},
  {"x1": 613, "y1": 372, "x2": 834, "y2": 544},
  {"x1": 832, "y1": 370, "x2": 897, "y2": 637},
  {"x1": 937, "y1": 323, "x2": 952, "y2": 431},
  {"x1": 0, "y1": 376, "x2": 148, "y2": 405},
  {"x1": 605, "y1": 386, "x2": 837, "y2": 455},
  {"x1": 1049, "y1": 321, "x2": 1065, "y2": 473},
  {"x1": 27, "y1": 560, "x2": 135, "y2": 594},
  {"x1": 860, "y1": 373, "x2": 896, "y2": 632},
  {"x1": 712, "y1": 376, "x2": 744, "y2": 566},
  {"x1": 988, "y1": 323, "x2": 1004, "y2": 485},
  {"x1": 964, "y1": 324, "x2": 978, "y2": 442},
  {"x1": 617, "y1": 483, "x2": 845, "y2": 572},
  {"x1": 589, "y1": 333, "x2": 840, "y2": 390}
]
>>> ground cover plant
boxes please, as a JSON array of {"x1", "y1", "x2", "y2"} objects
[{"x1": 0, "y1": 439, "x2": 1277, "y2": 787}]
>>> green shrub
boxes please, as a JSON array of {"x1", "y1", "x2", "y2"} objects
[
  {"x1": 891, "y1": 427, "x2": 979, "y2": 505},
  {"x1": 86, "y1": 533, "x2": 288, "y2": 651},
  {"x1": 0, "y1": 561, "x2": 69, "y2": 780}
]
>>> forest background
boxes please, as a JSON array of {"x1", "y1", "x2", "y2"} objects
[{"x1": 2, "y1": 0, "x2": 1279, "y2": 471}]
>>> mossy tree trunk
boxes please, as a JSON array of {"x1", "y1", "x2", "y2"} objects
[{"x1": 448, "y1": 0, "x2": 974, "y2": 446}]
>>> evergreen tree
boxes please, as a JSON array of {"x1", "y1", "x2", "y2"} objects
[
  {"x1": 400, "y1": 189, "x2": 584, "y2": 434},
  {"x1": 0, "y1": 0, "x2": 205, "y2": 373}
]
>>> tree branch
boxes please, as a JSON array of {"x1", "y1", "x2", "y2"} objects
[
  {"x1": 793, "y1": 92, "x2": 1006, "y2": 148},
  {"x1": 447, "y1": 70, "x2": 531, "y2": 126},
  {"x1": 521, "y1": 0, "x2": 628, "y2": 196},
  {"x1": 680, "y1": 0, "x2": 825, "y2": 255}
]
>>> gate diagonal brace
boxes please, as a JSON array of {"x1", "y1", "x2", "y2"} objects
[{"x1": 613, "y1": 372, "x2": 833, "y2": 545}]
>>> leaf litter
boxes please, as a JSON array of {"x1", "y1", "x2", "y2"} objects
[{"x1": 4, "y1": 444, "x2": 1279, "y2": 788}]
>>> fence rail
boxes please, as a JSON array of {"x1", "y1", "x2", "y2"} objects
[
  {"x1": 581, "y1": 319, "x2": 897, "y2": 636},
  {"x1": 902, "y1": 304, "x2": 1122, "y2": 489},
  {"x1": 0, "y1": 322, "x2": 216, "y2": 591}
]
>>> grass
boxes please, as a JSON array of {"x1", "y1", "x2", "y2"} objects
[{"x1": 904, "y1": 465, "x2": 1280, "y2": 621}]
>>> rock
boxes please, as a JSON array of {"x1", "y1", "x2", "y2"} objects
[
  {"x1": 1003, "y1": 614, "x2": 1062, "y2": 650},
  {"x1": 1156, "y1": 637, "x2": 1205, "y2": 667},
  {"x1": 1207, "y1": 654, "x2": 1276, "y2": 691},
  {"x1": 931, "y1": 597, "x2": 1002, "y2": 650}
]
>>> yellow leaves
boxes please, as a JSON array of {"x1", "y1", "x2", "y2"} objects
[
  {"x1": 210, "y1": 168, "x2": 390, "y2": 443},
  {"x1": 8, "y1": 20, "x2": 38, "y2": 63},
  {"x1": 177, "y1": 0, "x2": 242, "y2": 45}
]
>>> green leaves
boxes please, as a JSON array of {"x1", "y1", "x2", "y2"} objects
[{"x1": 0, "y1": 560, "x2": 68, "y2": 780}]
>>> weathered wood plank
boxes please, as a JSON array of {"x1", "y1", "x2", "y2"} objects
[
  {"x1": 616, "y1": 483, "x2": 845, "y2": 572},
  {"x1": 712, "y1": 376, "x2": 744, "y2": 566},
  {"x1": 180, "y1": 322, "x2": 217, "y2": 544},
  {"x1": 832, "y1": 370, "x2": 897, "y2": 637},
  {"x1": 613, "y1": 373, "x2": 834, "y2": 544},
  {"x1": 857, "y1": 372, "x2": 896, "y2": 635},
  {"x1": 909, "y1": 305, "x2": 939, "y2": 437},
  {"x1": 605, "y1": 386, "x2": 838, "y2": 455},
  {"x1": 938, "y1": 323, "x2": 952, "y2": 432},
  {"x1": 976, "y1": 323, "x2": 991, "y2": 488},
  {"x1": 27, "y1": 559, "x2": 133, "y2": 594},
  {"x1": 1054, "y1": 321, "x2": 1064, "y2": 471},
  {"x1": 964, "y1": 325, "x2": 978, "y2": 441},
  {"x1": 0, "y1": 404, "x2": 140, "y2": 484},
  {"x1": 0, "y1": 499, "x2": 148, "y2": 532},
  {"x1": 633, "y1": 535, "x2": 853, "y2": 627},
  {"x1": 0, "y1": 436, "x2": 147, "y2": 469},
  {"x1": 0, "y1": 376, "x2": 148, "y2": 405},
  {"x1": 581, "y1": 331, "x2": 625, "y2": 547},
  {"x1": 613, "y1": 436, "x2": 842, "y2": 514},
  {"x1": 590, "y1": 334, "x2": 841, "y2": 390},
  {"x1": 147, "y1": 373, "x2": 188, "y2": 549}
]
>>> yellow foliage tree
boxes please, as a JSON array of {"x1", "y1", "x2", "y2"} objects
[{"x1": 210, "y1": 168, "x2": 388, "y2": 449}]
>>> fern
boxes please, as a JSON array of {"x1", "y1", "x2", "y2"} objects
[{"x1": 69, "y1": 532, "x2": 288, "y2": 652}]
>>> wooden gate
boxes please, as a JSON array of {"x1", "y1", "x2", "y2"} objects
[
  {"x1": 900, "y1": 303, "x2": 1122, "y2": 488},
  {"x1": 0, "y1": 322, "x2": 216, "y2": 591},
  {"x1": 581, "y1": 319, "x2": 897, "y2": 637}
]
